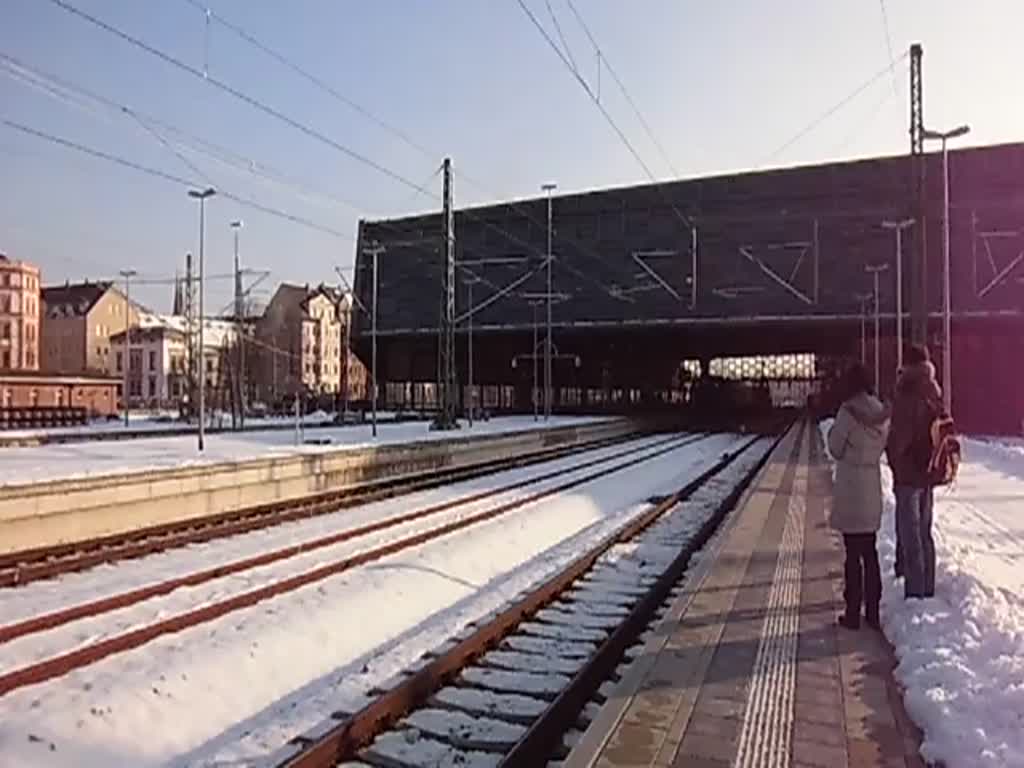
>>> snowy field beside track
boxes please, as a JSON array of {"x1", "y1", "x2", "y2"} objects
[
  {"x1": 0, "y1": 414, "x2": 611, "y2": 487},
  {"x1": 0, "y1": 432, "x2": 745, "y2": 768},
  {"x1": 820, "y1": 421, "x2": 1024, "y2": 768}
]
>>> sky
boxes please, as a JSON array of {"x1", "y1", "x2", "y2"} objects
[{"x1": 2, "y1": 0, "x2": 1023, "y2": 314}]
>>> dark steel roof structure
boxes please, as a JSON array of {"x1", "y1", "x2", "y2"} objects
[{"x1": 353, "y1": 142, "x2": 1024, "y2": 338}]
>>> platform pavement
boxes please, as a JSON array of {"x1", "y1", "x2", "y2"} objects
[{"x1": 564, "y1": 420, "x2": 925, "y2": 768}]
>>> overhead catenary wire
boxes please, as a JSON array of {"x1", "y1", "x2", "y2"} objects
[
  {"x1": 180, "y1": 0, "x2": 436, "y2": 163},
  {"x1": 760, "y1": 51, "x2": 909, "y2": 167},
  {"x1": 44, "y1": 0, "x2": 437, "y2": 201},
  {"x1": 564, "y1": 0, "x2": 681, "y2": 179},
  {"x1": 0, "y1": 118, "x2": 355, "y2": 240},
  {"x1": 42, "y1": 0, "x2": 645, "y2": 315},
  {"x1": 0, "y1": 52, "x2": 372, "y2": 217},
  {"x1": 878, "y1": 0, "x2": 899, "y2": 96},
  {"x1": 172, "y1": 1, "x2": 638, "y2": 300}
]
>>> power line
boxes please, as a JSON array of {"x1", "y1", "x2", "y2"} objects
[
  {"x1": 1, "y1": 52, "x2": 369, "y2": 217},
  {"x1": 878, "y1": 0, "x2": 899, "y2": 96},
  {"x1": 760, "y1": 52, "x2": 909, "y2": 166},
  {"x1": 544, "y1": 0, "x2": 579, "y2": 76},
  {"x1": 564, "y1": 0, "x2": 681, "y2": 178},
  {"x1": 40, "y1": 0, "x2": 635, "y2": 313},
  {"x1": 180, "y1": 0, "x2": 436, "y2": 162},
  {"x1": 170, "y1": 1, "x2": 637, "y2": 299},
  {"x1": 515, "y1": 0, "x2": 666, "y2": 190},
  {"x1": 44, "y1": 0, "x2": 436, "y2": 200},
  {"x1": 0, "y1": 117, "x2": 355, "y2": 240}
]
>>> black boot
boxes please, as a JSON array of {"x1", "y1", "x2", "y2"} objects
[
  {"x1": 865, "y1": 608, "x2": 881, "y2": 630},
  {"x1": 838, "y1": 613, "x2": 860, "y2": 630}
]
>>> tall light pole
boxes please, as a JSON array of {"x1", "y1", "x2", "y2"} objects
[
  {"x1": 855, "y1": 292, "x2": 872, "y2": 367},
  {"x1": 866, "y1": 264, "x2": 890, "y2": 394},
  {"x1": 923, "y1": 124, "x2": 970, "y2": 414},
  {"x1": 119, "y1": 268, "x2": 137, "y2": 428},
  {"x1": 882, "y1": 218, "x2": 915, "y2": 370},
  {"x1": 532, "y1": 301, "x2": 540, "y2": 421},
  {"x1": 464, "y1": 276, "x2": 483, "y2": 427},
  {"x1": 541, "y1": 182, "x2": 557, "y2": 421},
  {"x1": 363, "y1": 241, "x2": 385, "y2": 438},
  {"x1": 188, "y1": 186, "x2": 216, "y2": 451},
  {"x1": 230, "y1": 219, "x2": 244, "y2": 428}
]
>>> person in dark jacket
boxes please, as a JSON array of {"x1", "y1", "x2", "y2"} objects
[{"x1": 886, "y1": 344, "x2": 942, "y2": 599}]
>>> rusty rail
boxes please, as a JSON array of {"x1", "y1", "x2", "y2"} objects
[
  {"x1": 0, "y1": 429, "x2": 650, "y2": 587},
  {"x1": 266, "y1": 428, "x2": 785, "y2": 768},
  {"x1": 0, "y1": 432, "x2": 710, "y2": 697}
]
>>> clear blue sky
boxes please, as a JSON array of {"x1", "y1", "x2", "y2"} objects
[{"x1": 2, "y1": 0, "x2": 1022, "y2": 313}]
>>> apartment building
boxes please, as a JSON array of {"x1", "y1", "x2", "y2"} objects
[
  {"x1": 254, "y1": 283, "x2": 366, "y2": 403},
  {"x1": 40, "y1": 281, "x2": 139, "y2": 375},
  {"x1": 0, "y1": 253, "x2": 42, "y2": 371}
]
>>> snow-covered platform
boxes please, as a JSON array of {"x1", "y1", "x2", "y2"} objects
[
  {"x1": 0, "y1": 416, "x2": 630, "y2": 555},
  {"x1": 565, "y1": 421, "x2": 925, "y2": 768}
]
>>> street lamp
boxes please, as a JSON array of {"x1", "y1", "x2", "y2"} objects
[
  {"x1": 855, "y1": 292, "x2": 873, "y2": 367},
  {"x1": 230, "y1": 219, "x2": 244, "y2": 429},
  {"x1": 188, "y1": 186, "x2": 216, "y2": 451},
  {"x1": 118, "y1": 268, "x2": 137, "y2": 428},
  {"x1": 865, "y1": 263, "x2": 890, "y2": 395},
  {"x1": 881, "y1": 218, "x2": 915, "y2": 370},
  {"x1": 922, "y1": 124, "x2": 970, "y2": 414},
  {"x1": 463, "y1": 275, "x2": 483, "y2": 427},
  {"x1": 541, "y1": 182, "x2": 557, "y2": 421},
  {"x1": 363, "y1": 241, "x2": 385, "y2": 438}
]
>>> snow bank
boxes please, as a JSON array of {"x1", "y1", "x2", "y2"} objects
[{"x1": 818, "y1": 421, "x2": 1024, "y2": 768}]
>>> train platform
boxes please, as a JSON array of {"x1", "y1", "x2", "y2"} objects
[{"x1": 565, "y1": 420, "x2": 925, "y2": 768}]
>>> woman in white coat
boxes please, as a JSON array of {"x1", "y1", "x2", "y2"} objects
[{"x1": 827, "y1": 363, "x2": 889, "y2": 630}]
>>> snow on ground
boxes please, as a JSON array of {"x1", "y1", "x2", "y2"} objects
[
  {"x1": 0, "y1": 415, "x2": 611, "y2": 488},
  {"x1": 0, "y1": 433, "x2": 742, "y2": 768},
  {"x1": 820, "y1": 421, "x2": 1024, "y2": 768}
]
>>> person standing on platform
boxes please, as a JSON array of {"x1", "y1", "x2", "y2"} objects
[
  {"x1": 886, "y1": 344, "x2": 943, "y2": 599},
  {"x1": 827, "y1": 362, "x2": 890, "y2": 630}
]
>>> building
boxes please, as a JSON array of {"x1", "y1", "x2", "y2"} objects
[
  {"x1": 0, "y1": 253, "x2": 42, "y2": 371},
  {"x1": 112, "y1": 314, "x2": 239, "y2": 409},
  {"x1": 254, "y1": 283, "x2": 366, "y2": 404},
  {"x1": 0, "y1": 371, "x2": 120, "y2": 416},
  {"x1": 109, "y1": 324, "x2": 187, "y2": 407},
  {"x1": 40, "y1": 281, "x2": 140, "y2": 375},
  {"x1": 353, "y1": 141, "x2": 1024, "y2": 433}
]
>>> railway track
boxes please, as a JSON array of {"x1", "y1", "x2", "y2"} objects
[
  {"x1": 259, "y1": 425, "x2": 790, "y2": 768},
  {"x1": 0, "y1": 431, "x2": 717, "y2": 698},
  {"x1": 0, "y1": 429, "x2": 654, "y2": 588}
]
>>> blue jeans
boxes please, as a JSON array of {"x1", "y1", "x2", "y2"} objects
[{"x1": 894, "y1": 486, "x2": 935, "y2": 598}]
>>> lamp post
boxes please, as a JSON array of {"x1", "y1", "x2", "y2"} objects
[
  {"x1": 363, "y1": 241, "x2": 385, "y2": 438},
  {"x1": 230, "y1": 219, "x2": 244, "y2": 428},
  {"x1": 855, "y1": 292, "x2": 872, "y2": 367},
  {"x1": 882, "y1": 218, "x2": 915, "y2": 370},
  {"x1": 923, "y1": 124, "x2": 970, "y2": 414},
  {"x1": 119, "y1": 268, "x2": 136, "y2": 428},
  {"x1": 541, "y1": 182, "x2": 557, "y2": 421},
  {"x1": 866, "y1": 264, "x2": 890, "y2": 394},
  {"x1": 463, "y1": 276, "x2": 483, "y2": 427},
  {"x1": 188, "y1": 186, "x2": 216, "y2": 451}
]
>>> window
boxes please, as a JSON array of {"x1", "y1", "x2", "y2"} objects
[
  {"x1": 55, "y1": 390, "x2": 63, "y2": 406},
  {"x1": 148, "y1": 375, "x2": 157, "y2": 397},
  {"x1": 26, "y1": 350, "x2": 35, "y2": 367},
  {"x1": 116, "y1": 352, "x2": 123, "y2": 372},
  {"x1": 1, "y1": 322, "x2": 8, "y2": 339},
  {"x1": 2, "y1": 388, "x2": 10, "y2": 407},
  {"x1": 149, "y1": 351, "x2": 156, "y2": 370},
  {"x1": 205, "y1": 359, "x2": 213, "y2": 374},
  {"x1": 29, "y1": 388, "x2": 38, "y2": 406},
  {"x1": 96, "y1": 347, "x2": 103, "y2": 357},
  {"x1": 1, "y1": 351, "x2": 9, "y2": 368}
]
